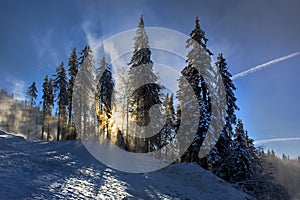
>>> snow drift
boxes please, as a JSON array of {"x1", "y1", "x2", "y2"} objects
[{"x1": 0, "y1": 130, "x2": 254, "y2": 199}]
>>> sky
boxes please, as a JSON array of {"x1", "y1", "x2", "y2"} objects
[{"x1": 0, "y1": 0, "x2": 299, "y2": 157}]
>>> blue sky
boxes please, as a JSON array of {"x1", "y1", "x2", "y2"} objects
[{"x1": 0, "y1": 0, "x2": 299, "y2": 157}]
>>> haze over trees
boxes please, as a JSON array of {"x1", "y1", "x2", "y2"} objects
[
  {"x1": 0, "y1": 16, "x2": 293, "y2": 200},
  {"x1": 266, "y1": 149, "x2": 300, "y2": 199}
]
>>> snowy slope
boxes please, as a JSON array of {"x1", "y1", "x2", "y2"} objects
[{"x1": 0, "y1": 130, "x2": 254, "y2": 200}]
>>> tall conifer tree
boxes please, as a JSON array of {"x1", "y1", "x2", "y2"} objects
[
  {"x1": 67, "y1": 48, "x2": 79, "y2": 139},
  {"x1": 95, "y1": 56, "x2": 114, "y2": 139},
  {"x1": 127, "y1": 16, "x2": 161, "y2": 152},
  {"x1": 42, "y1": 76, "x2": 54, "y2": 140},
  {"x1": 177, "y1": 17, "x2": 214, "y2": 162},
  {"x1": 206, "y1": 53, "x2": 239, "y2": 171},
  {"x1": 73, "y1": 45, "x2": 96, "y2": 139},
  {"x1": 53, "y1": 62, "x2": 68, "y2": 140},
  {"x1": 26, "y1": 82, "x2": 38, "y2": 106}
]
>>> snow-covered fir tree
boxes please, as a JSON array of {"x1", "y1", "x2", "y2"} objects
[
  {"x1": 162, "y1": 93, "x2": 175, "y2": 145},
  {"x1": 95, "y1": 56, "x2": 114, "y2": 139},
  {"x1": 205, "y1": 53, "x2": 239, "y2": 171},
  {"x1": 73, "y1": 45, "x2": 96, "y2": 139},
  {"x1": 159, "y1": 93, "x2": 176, "y2": 159},
  {"x1": 126, "y1": 16, "x2": 161, "y2": 152},
  {"x1": 211, "y1": 119, "x2": 289, "y2": 199},
  {"x1": 216, "y1": 119, "x2": 254, "y2": 183},
  {"x1": 114, "y1": 66, "x2": 131, "y2": 145},
  {"x1": 177, "y1": 16, "x2": 215, "y2": 162}
]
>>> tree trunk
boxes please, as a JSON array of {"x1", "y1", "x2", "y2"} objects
[
  {"x1": 57, "y1": 118, "x2": 60, "y2": 141},
  {"x1": 47, "y1": 124, "x2": 50, "y2": 141},
  {"x1": 41, "y1": 125, "x2": 44, "y2": 140}
]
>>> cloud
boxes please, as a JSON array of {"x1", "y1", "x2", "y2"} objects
[
  {"x1": 254, "y1": 137, "x2": 300, "y2": 145},
  {"x1": 232, "y1": 51, "x2": 300, "y2": 80},
  {"x1": 82, "y1": 21, "x2": 104, "y2": 61},
  {"x1": 6, "y1": 79, "x2": 26, "y2": 101},
  {"x1": 31, "y1": 29, "x2": 59, "y2": 68}
]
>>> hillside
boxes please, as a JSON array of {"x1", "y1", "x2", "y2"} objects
[{"x1": 0, "y1": 130, "x2": 254, "y2": 199}]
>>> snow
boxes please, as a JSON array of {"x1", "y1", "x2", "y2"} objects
[{"x1": 0, "y1": 130, "x2": 254, "y2": 199}]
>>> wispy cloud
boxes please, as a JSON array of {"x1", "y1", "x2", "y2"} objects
[
  {"x1": 31, "y1": 29, "x2": 59, "y2": 68},
  {"x1": 232, "y1": 51, "x2": 300, "y2": 80},
  {"x1": 82, "y1": 21, "x2": 104, "y2": 61},
  {"x1": 82, "y1": 21, "x2": 134, "y2": 69},
  {"x1": 254, "y1": 137, "x2": 300, "y2": 145},
  {"x1": 6, "y1": 79, "x2": 26, "y2": 101}
]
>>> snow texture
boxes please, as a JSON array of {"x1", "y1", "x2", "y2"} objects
[{"x1": 0, "y1": 130, "x2": 254, "y2": 199}]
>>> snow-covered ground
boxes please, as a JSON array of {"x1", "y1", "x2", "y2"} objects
[{"x1": 0, "y1": 130, "x2": 254, "y2": 199}]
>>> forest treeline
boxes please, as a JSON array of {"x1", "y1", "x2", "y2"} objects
[
  {"x1": 0, "y1": 16, "x2": 293, "y2": 200},
  {"x1": 266, "y1": 149, "x2": 300, "y2": 199}
]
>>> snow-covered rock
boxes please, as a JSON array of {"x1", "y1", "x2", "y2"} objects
[{"x1": 0, "y1": 130, "x2": 254, "y2": 199}]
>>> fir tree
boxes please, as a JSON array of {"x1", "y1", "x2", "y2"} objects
[
  {"x1": 95, "y1": 56, "x2": 114, "y2": 139},
  {"x1": 271, "y1": 149, "x2": 276, "y2": 159},
  {"x1": 53, "y1": 62, "x2": 68, "y2": 140},
  {"x1": 67, "y1": 48, "x2": 79, "y2": 139},
  {"x1": 216, "y1": 119, "x2": 254, "y2": 183},
  {"x1": 267, "y1": 149, "x2": 271, "y2": 157},
  {"x1": 162, "y1": 93, "x2": 176, "y2": 145},
  {"x1": 26, "y1": 82, "x2": 38, "y2": 106},
  {"x1": 73, "y1": 45, "x2": 96, "y2": 139},
  {"x1": 159, "y1": 93, "x2": 176, "y2": 159},
  {"x1": 189, "y1": 17, "x2": 213, "y2": 56},
  {"x1": 42, "y1": 76, "x2": 54, "y2": 140},
  {"x1": 206, "y1": 53, "x2": 239, "y2": 171},
  {"x1": 174, "y1": 104, "x2": 181, "y2": 133},
  {"x1": 126, "y1": 15, "x2": 161, "y2": 152},
  {"x1": 282, "y1": 153, "x2": 287, "y2": 160},
  {"x1": 26, "y1": 82, "x2": 38, "y2": 138},
  {"x1": 226, "y1": 122, "x2": 291, "y2": 200},
  {"x1": 114, "y1": 66, "x2": 131, "y2": 145},
  {"x1": 177, "y1": 16, "x2": 214, "y2": 162},
  {"x1": 216, "y1": 53, "x2": 238, "y2": 136}
]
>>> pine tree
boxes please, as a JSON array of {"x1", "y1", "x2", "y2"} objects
[
  {"x1": 271, "y1": 149, "x2": 276, "y2": 159},
  {"x1": 25, "y1": 82, "x2": 38, "y2": 138},
  {"x1": 159, "y1": 93, "x2": 176, "y2": 159},
  {"x1": 26, "y1": 82, "x2": 38, "y2": 106},
  {"x1": 95, "y1": 56, "x2": 114, "y2": 139},
  {"x1": 282, "y1": 153, "x2": 287, "y2": 160},
  {"x1": 42, "y1": 76, "x2": 54, "y2": 140},
  {"x1": 267, "y1": 149, "x2": 271, "y2": 157},
  {"x1": 67, "y1": 48, "x2": 79, "y2": 139},
  {"x1": 206, "y1": 53, "x2": 239, "y2": 171},
  {"x1": 126, "y1": 15, "x2": 161, "y2": 152},
  {"x1": 223, "y1": 121, "x2": 291, "y2": 200},
  {"x1": 53, "y1": 62, "x2": 68, "y2": 141},
  {"x1": 216, "y1": 53, "x2": 238, "y2": 135},
  {"x1": 162, "y1": 94, "x2": 176, "y2": 145},
  {"x1": 73, "y1": 45, "x2": 96, "y2": 139},
  {"x1": 216, "y1": 119, "x2": 254, "y2": 183},
  {"x1": 114, "y1": 66, "x2": 131, "y2": 146},
  {"x1": 168, "y1": 94, "x2": 175, "y2": 121},
  {"x1": 174, "y1": 104, "x2": 181, "y2": 133},
  {"x1": 189, "y1": 17, "x2": 213, "y2": 56},
  {"x1": 177, "y1": 16, "x2": 214, "y2": 162}
]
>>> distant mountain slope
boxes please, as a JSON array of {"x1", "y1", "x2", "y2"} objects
[{"x1": 0, "y1": 130, "x2": 254, "y2": 199}]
